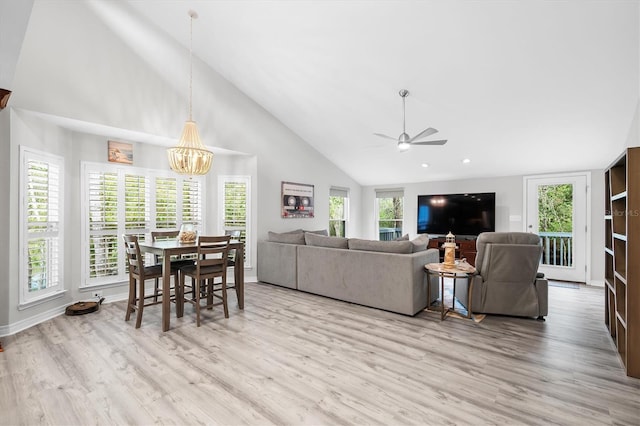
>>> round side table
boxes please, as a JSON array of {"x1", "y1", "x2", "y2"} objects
[{"x1": 424, "y1": 261, "x2": 477, "y2": 321}]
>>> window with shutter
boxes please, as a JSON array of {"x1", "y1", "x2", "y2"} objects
[
  {"x1": 81, "y1": 162, "x2": 204, "y2": 287},
  {"x1": 20, "y1": 147, "x2": 64, "y2": 305},
  {"x1": 219, "y1": 176, "x2": 250, "y2": 267},
  {"x1": 87, "y1": 170, "x2": 119, "y2": 279}
]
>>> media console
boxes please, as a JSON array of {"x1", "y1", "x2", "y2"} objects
[{"x1": 427, "y1": 236, "x2": 477, "y2": 267}]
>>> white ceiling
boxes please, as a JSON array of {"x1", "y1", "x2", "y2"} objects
[{"x1": 11, "y1": 1, "x2": 640, "y2": 186}]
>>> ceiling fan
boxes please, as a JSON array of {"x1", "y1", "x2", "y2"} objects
[{"x1": 374, "y1": 89, "x2": 447, "y2": 151}]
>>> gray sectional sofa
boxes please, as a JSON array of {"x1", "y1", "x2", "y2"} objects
[{"x1": 257, "y1": 231, "x2": 439, "y2": 315}]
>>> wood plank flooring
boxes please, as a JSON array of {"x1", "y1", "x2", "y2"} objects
[{"x1": 1, "y1": 282, "x2": 639, "y2": 425}]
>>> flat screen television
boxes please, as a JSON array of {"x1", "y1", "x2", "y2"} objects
[{"x1": 417, "y1": 192, "x2": 495, "y2": 237}]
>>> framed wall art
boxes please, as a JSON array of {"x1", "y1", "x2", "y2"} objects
[
  {"x1": 108, "y1": 140, "x2": 133, "y2": 164},
  {"x1": 281, "y1": 181, "x2": 314, "y2": 218}
]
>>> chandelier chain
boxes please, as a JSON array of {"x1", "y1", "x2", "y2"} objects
[{"x1": 189, "y1": 12, "x2": 193, "y2": 121}]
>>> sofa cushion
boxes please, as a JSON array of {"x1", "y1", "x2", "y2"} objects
[
  {"x1": 281, "y1": 228, "x2": 304, "y2": 234},
  {"x1": 348, "y1": 238, "x2": 413, "y2": 254},
  {"x1": 304, "y1": 229, "x2": 329, "y2": 236},
  {"x1": 411, "y1": 234, "x2": 430, "y2": 252},
  {"x1": 304, "y1": 232, "x2": 349, "y2": 249},
  {"x1": 268, "y1": 230, "x2": 305, "y2": 245},
  {"x1": 394, "y1": 234, "x2": 409, "y2": 241}
]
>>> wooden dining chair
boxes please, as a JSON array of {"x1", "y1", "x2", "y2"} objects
[
  {"x1": 123, "y1": 234, "x2": 164, "y2": 328},
  {"x1": 222, "y1": 230, "x2": 242, "y2": 304},
  {"x1": 150, "y1": 230, "x2": 194, "y2": 301},
  {"x1": 179, "y1": 235, "x2": 231, "y2": 327}
]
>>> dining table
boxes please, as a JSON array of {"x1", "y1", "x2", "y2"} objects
[{"x1": 138, "y1": 238, "x2": 245, "y2": 331}]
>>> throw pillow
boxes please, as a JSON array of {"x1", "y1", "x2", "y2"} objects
[
  {"x1": 283, "y1": 229, "x2": 304, "y2": 234},
  {"x1": 304, "y1": 232, "x2": 349, "y2": 249},
  {"x1": 411, "y1": 234, "x2": 430, "y2": 252},
  {"x1": 268, "y1": 230, "x2": 305, "y2": 245},
  {"x1": 348, "y1": 238, "x2": 413, "y2": 254},
  {"x1": 304, "y1": 229, "x2": 329, "y2": 236}
]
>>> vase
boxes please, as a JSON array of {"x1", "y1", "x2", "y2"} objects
[{"x1": 178, "y1": 224, "x2": 197, "y2": 243}]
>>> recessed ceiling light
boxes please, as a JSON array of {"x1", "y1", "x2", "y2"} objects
[
  {"x1": 421, "y1": 163, "x2": 429, "y2": 168},
  {"x1": 462, "y1": 158, "x2": 471, "y2": 164}
]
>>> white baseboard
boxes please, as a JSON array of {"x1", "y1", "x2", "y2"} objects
[
  {"x1": 0, "y1": 305, "x2": 66, "y2": 337},
  {"x1": 588, "y1": 279, "x2": 605, "y2": 287},
  {"x1": 0, "y1": 280, "x2": 257, "y2": 338}
]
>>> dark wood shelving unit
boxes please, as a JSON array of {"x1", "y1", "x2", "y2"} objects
[{"x1": 605, "y1": 147, "x2": 640, "y2": 378}]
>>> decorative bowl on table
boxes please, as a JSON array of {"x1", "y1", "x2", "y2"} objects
[{"x1": 178, "y1": 224, "x2": 197, "y2": 243}]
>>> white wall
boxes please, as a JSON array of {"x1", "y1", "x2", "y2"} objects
[
  {"x1": 361, "y1": 175, "x2": 523, "y2": 239},
  {"x1": 361, "y1": 172, "x2": 605, "y2": 285}
]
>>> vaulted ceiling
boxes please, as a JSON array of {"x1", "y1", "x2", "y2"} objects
[{"x1": 4, "y1": 1, "x2": 639, "y2": 185}]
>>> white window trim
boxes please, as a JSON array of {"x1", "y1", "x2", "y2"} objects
[
  {"x1": 218, "y1": 175, "x2": 251, "y2": 268},
  {"x1": 80, "y1": 161, "x2": 206, "y2": 288},
  {"x1": 19, "y1": 146, "x2": 65, "y2": 307}
]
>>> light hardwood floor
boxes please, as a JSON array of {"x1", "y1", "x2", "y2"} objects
[{"x1": 1, "y1": 282, "x2": 639, "y2": 425}]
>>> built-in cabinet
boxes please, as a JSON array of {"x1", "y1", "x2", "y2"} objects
[
  {"x1": 427, "y1": 237, "x2": 477, "y2": 267},
  {"x1": 605, "y1": 147, "x2": 640, "y2": 378}
]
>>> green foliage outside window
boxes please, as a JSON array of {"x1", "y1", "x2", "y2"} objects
[
  {"x1": 378, "y1": 197, "x2": 403, "y2": 228},
  {"x1": 329, "y1": 196, "x2": 345, "y2": 237},
  {"x1": 538, "y1": 184, "x2": 573, "y2": 233}
]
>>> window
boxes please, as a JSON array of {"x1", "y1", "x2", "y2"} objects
[
  {"x1": 20, "y1": 147, "x2": 64, "y2": 305},
  {"x1": 329, "y1": 187, "x2": 349, "y2": 237},
  {"x1": 81, "y1": 162, "x2": 204, "y2": 287},
  {"x1": 219, "y1": 176, "x2": 251, "y2": 267},
  {"x1": 376, "y1": 189, "x2": 404, "y2": 240}
]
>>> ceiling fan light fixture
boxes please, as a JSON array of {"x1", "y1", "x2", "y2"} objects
[{"x1": 374, "y1": 89, "x2": 448, "y2": 151}]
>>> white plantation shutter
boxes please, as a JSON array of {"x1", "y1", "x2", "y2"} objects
[
  {"x1": 219, "y1": 176, "x2": 251, "y2": 267},
  {"x1": 81, "y1": 163, "x2": 205, "y2": 286},
  {"x1": 124, "y1": 174, "x2": 149, "y2": 231},
  {"x1": 182, "y1": 179, "x2": 202, "y2": 227},
  {"x1": 87, "y1": 170, "x2": 119, "y2": 279},
  {"x1": 20, "y1": 148, "x2": 64, "y2": 304},
  {"x1": 224, "y1": 181, "x2": 247, "y2": 233},
  {"x1": 155, "y1": 177, "x2": 177, "y2": 229}
]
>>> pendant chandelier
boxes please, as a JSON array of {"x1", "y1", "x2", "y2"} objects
[{"x1": 168, "y1": 10, "x2": 213, "y2": 176}]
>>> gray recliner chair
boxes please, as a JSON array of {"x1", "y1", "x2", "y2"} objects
[{"x1": 457, "y1": 232, "x2": 548, "y2": 319}]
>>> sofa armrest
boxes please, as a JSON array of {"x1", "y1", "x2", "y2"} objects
[{"x1": 257, "y1": 240, "x2": 299, "y2": 289}]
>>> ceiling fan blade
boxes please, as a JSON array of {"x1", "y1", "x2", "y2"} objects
[
  {"x1": 409, "y1": 127, "x2": 438, "y2": 142},
  {"x1": 373, "y1": 133, "x2": 398, "y2": 141},
  {"x1": 411, "y1": 139, "x2": 448, "y2": 146}
]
